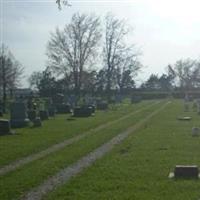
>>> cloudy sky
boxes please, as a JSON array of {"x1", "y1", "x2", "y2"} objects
[{"x1": 1, "y1": 0, "x2": 200, "y2": 87}]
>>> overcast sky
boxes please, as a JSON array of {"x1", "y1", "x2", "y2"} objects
[{"x1": 1, "y1": 0, "x2": 200, "y2": 87}]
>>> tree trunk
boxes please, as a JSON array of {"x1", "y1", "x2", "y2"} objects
[{"x1": 2, "y1": 57, "x2": 6, "y2": 113}]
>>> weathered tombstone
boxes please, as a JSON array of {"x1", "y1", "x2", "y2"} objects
[
  {"x1": 10, "y1": 102, "x2": 29, "y2": 128},
  {"x1": 192, "y1": 127, "x2": 200, "y2": 137},
  {"x1": 48, "y1": 106, "x2": 55, "y2": 117},
  {"x1": 97, "y1": 101, "x2": 108, "y2": 110},
  {"x1": 38, "y1": 99, "x2": 49, "y2": 120},
  {"x1": 73, "y1": 106, "x2": 93, "y2": 117},
  {"x1": 38, "y1": 99, "x2": 45, "y2": 111},
  {"x1": 33, "y1": 117, "x2": 42, "y2": 127},
  {"x1": 39, "y1": 110, "x2": 49, "y2": 120},
  {"x1": 177, "y1": 116, "x2": 191, "y2": 121},
  {"x1": 88, "y1": 104, "x2": 95, "y2": 114},
  {"x1": 174, "y1": 165, "x2": 199, "y2": 178},
  {"x1": 0, "y1": 119, "x2": 11, "y2": 135}
]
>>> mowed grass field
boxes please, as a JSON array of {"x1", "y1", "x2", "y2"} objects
[{"x1": 1, "y1": 100, "x2": 200, "y2": 200}]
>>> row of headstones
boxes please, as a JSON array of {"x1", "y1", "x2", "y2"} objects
[{"x1": 0, "y1": 100, "x2": 109, "y2": 136}]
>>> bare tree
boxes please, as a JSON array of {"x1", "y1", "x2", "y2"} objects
[
  {"x1": 103, "y1": 14, "x2": 140, "y2": 97},
  {"x1": 168, "y1": 59, "x2": 200, "y2": 91},
  {"x1": 0, "y1": 44, "x2": 23, "y2": 112},
  {"x1": 47, "y1": 13, "x2": 101, "y2": 97}
]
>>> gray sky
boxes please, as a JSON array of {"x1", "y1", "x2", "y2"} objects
[{"x1": 1, "y1": 0, "x2": 200, "y2": 87}]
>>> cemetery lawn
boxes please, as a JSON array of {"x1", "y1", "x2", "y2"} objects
[
  {"x1": 0, "y1": 101, "x2": 163, "y2": 200},
  {"x1": 43, "y1": 100, "x2": 200, "y2": 200},
  {"x1": 0, "y1": 101, "x2": 153, "y2": 166}
]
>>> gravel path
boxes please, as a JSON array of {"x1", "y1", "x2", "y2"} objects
[
  {"x1": 0, "y1": 102, "x2": 159, "y2": 176},
  {"x1": 21, "y1": 101, "x2": 170, "y2": 200}
]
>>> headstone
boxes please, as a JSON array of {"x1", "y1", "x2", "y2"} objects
[
  {"x1": 177, "y1": 116, "x2": 191, "y2": 121},
  {"x1": 174, "y1": 165, "x2": 199, "y2": 178},
  {"x1": 192, "y1": 127, "x2": 200, "y2": 137},
  {"x1": 68, "y1": 95, "x2": 77, "y2": 107},
  {"x1": 39, "y1": 110, "x2": 49, "y2": 120},
  {"x1": 0, "y1": 119, "x2": 11, "y2": 135},
  {"x1": 48, "y1": 106, "x2": 55, "y2": 117},
  {"x1": 97, "y1": 101, "x2": 108, "y2": 110},
  {"x1": 89, "y1": 104, "x2": 95, "y2": 113},
  {"x1": 38, "y1": 100, "x2": 45, "y2": 111},
  {"x1": 33, "y1": 117, "x2": 42, "y2": 127},
  {"x1": 10, "y1": 102, "x2": 29, "y2": 128},
  {"x1": 73, "y1": 106, "x2": 93, "y2": 117}
]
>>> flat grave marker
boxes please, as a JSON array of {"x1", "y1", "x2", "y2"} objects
[{"x1": 169, "y1": 165, "x2": 199, "y2": 179}]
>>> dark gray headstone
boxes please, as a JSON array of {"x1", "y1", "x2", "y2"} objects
[
  {"x1": 174, "y1": 165, "x2": 199, "y2": 178},
  {"x1": 39, "y1": 110, "x2": 49, "y2": 120},
  {"x1": 33, "y1": 117, "x2": 42, "y2": 127},
  {"x1": 97, "y1": 101, "x2": 108, "y2": 110},
  {"x1": 10, "y1": 102, "x2": 29, "y2": 128},
  {"x1": 48, "y1": 106, "x2": 55, "y2": 117},
  {"x1": 73, "y1": 106, "x2": 93, "y2": 117},
  {"x1": 0, "y1": 119, "x2": 11, "y2": 135},
  {"x1": 56, "y1": 104, "x2": 71, "y2": 114}
]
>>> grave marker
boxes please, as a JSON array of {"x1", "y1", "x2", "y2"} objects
[
  {"x1": 192, "y1": 127, "x2": 200, "y2": 137},
  {"x1": 10, "y1": 102, "x2": 29, "y2": 128},
  {"x1": 0, "y1": 119, "x2": 11, "y2": 135},
  {"x1": 174, "y1": 165, "x2": 199, "y2": 178}
]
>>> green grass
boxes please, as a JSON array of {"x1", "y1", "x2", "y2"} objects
[
  {"x1": 0, "y1": 101, "x2": 163, "y2": 200},
  {"x1": 0, "y1": 101, "x2": 153, "y2": 166},
  {"x1": 43, "y1": 100, "x2": 200, "y2": 200}
]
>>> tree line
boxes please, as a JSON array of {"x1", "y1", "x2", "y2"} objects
[{"x1": 1, "y1": 13, "x2": 200, "y2": 109}]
